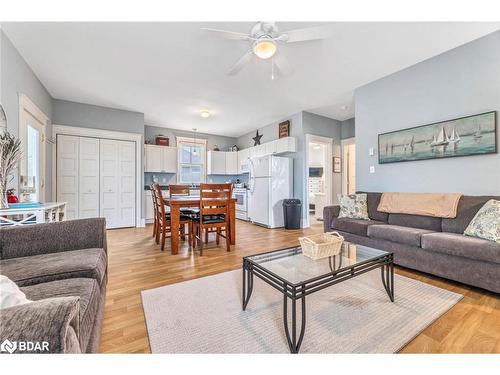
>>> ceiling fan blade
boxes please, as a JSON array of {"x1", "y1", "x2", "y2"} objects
[
  {"x1": 279, "y1": 26, "x2": 332, "y2": 43},
  {"x1": 228, "y1": 50, "x2": 254, "y2": 76},
  {"x1": 200, "y1": 28, "x2": 251, "y2": 41},
  {"x1": 273, "y1": 53, "x2": 293, "y2": 76}
]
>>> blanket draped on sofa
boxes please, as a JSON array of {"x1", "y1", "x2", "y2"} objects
[{"x1": 377, "y1": 192, "x2": 462, "y2": 218}]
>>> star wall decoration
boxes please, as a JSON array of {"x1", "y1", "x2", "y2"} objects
[{"x1": 252, "y1": 130, "x2": 263, "y2": 146}]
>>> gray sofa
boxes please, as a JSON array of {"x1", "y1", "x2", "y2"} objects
[
  {"x1": 323, "y1": 193, "x2": 500, "y2": 294},
  {"x1": 0, "y1": 218, "x2": 107, "y2": 353}
]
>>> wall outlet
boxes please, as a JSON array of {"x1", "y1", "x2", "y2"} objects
[{"x1": 369, "y1": 165, "x2": 375, "y2": 174}]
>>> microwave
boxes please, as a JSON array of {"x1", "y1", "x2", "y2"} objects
[{"x1": 240, "y1": 158, "x2": 250, "y2": 174}]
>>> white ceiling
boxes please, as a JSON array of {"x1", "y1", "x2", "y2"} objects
[{"x1": 3, "y1": 22, "x2": 499, "y2": 137}]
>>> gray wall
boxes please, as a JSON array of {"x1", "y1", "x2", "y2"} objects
[
  {"x1": 341, "y1": 118, "x2": 355, "y2": 139},
  {"x1": 355, "y1": 30, "x2": 500, "y2": 195},
  {"x1": 53, "y1": 99, "x2": 144, "y2": 134},
  {"x1": 1, "y1": 31, "x2": 54, "y2": 197}
]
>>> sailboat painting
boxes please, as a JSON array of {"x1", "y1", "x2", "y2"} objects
[{"x1": 378, "y1": 111, "x2": 496, "y2": 164}]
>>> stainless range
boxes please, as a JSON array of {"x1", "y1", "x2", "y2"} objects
[{"x1": 233, "y1": 187, "x2": 248, "y2": 221}]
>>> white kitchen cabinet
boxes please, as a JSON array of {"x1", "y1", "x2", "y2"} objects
[
  {"x1": 237, "y1": 148, "x2": 250, "y2": 174},
  {"x1": 225, "y1": 152, "x2": 238, "y2": 175},
  {"x1": 265, "y1": 141, "x2": 277, "y2": 155},
  {"x1": 251, "y1": 144, "x2": 266, "y2": 158},
  {"x1": 145, "y1": 190, "x2": 154, "y2": 223},
  {"x1": 145, "y1": 145, "x2": 177, "y2": 173},
  {"x1": 275, "y1": 137, "x2": 297, "y2": 154},
  {"x1": 207, "y1": 150, "x2": 226, "y2": 175}
]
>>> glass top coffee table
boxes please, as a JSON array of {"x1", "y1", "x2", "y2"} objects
[{"x1": 242, "y1": 242, "x2": 394, "y2": 353}]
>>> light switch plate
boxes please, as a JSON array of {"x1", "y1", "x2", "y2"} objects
[
  {"x1": 369, "y1": 166, "x2": 375, "y2": 174},
  {"x1": 369, "y1": 147, "x2": 375, "y2": 156}
]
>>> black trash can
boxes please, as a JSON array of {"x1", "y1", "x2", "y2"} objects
[{"x1": 283, "y1": 199, "x2": 302, "y2": 229}]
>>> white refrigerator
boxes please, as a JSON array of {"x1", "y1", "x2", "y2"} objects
[{"x1": 247, "y1": 155, "x2": 293, "y2": 228}]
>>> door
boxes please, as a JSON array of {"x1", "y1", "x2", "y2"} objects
[
  {"x1": 100, "y1": 139, "x2": 120, "y2": 228},
  {"x1": 346, "y1": 144, "x2": 356, "y2": 194},
  {"x1": 248, "y1": 177, "x2": 270, "y2": 226},
  {"x1": 145, "y1": 145, "x2": 162, "y2": 172},
  {"x1": 162, "y1": 147, "x2": 177, "y2": 173},
  {"x1": 79, "y1": 137, "x2": 100, "y2": 218},
  {"x1": 22, "y1": 111, "x2": 46, "y2": 201},
  {"x1": 251, "y1": 155, "x2": 270, "y2": 178},
  {"x1": 57, "y1": 135, "x2": 79, "y2": 219},
  {"x1": 118, "y1": 141, "x2": 136, "y2": 227},
  {"x1": 225, "y1": 152, "x2": 238, "y2": 175}
]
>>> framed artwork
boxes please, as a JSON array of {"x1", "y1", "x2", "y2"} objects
[
  {"x1": 378, "y1": 111, "x2": 497, "y2": 164},
  {"x1": 279, "y1": 120, "x2": 290, "y2": 138},
  {"x1": 333, "y1": 157, "x2": 341, "y2": 173}
]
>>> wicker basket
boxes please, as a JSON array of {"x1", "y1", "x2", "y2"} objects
[{"x1": 299, "y1": 232, "x2": 344, "y2": 260}]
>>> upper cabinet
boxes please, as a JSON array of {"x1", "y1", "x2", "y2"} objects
[
  {"x1": 225, "y1": 152, "x2": 238, "y2": 175},
  {"x1": 145, "y1": 145, "x2": 177, "y2": 173},
  {"x1": 208, "y1": 137, "x2": 297, "y2": 175},
  {"x1": 207, "y1": 151, "x2": 226, "y2": 175}
]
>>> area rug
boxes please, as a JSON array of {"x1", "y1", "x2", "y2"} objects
[{"x1": 141, "y1": 269, "x2": 462, "y2": 353}]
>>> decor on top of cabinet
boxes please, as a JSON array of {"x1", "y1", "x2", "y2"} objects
[
  {"x1": 155, "y1": 135, "x2": 169, "y2": 146},
  {"x1": 378, "y1": 111, "x2": 497, "y2": 164},
  {"x1": 279, "y1": 120, "x2": 290, "y2": 138},
  {"x1": 252, "y1": 130, "x2": 263, "y2": 146},
  {"x1": 213, "y1": 144, "x2": 220, "y2": 151},
  {"x1": 231, "y1": 145, "x2": 239, "y2": 152}
]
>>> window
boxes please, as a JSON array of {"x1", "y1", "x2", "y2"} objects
[
  {"x1": 176, "y1": 137, "x2": 207, "y2": 184},
  {"x1": 19, "y1": 95, "x2": 48, "y2": 202}
]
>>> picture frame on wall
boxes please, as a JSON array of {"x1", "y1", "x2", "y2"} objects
[
  {"x1": 333, "y1": 157, "x2": 341, "y2": 173},
  {"x1": 278, "y1": 120, "x2": 290, "y2": 138},
  {"x1": 378, "y1": 111, "x2": 497, "y2": 164}
]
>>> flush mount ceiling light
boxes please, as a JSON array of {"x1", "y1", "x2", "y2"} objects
[
  {"x1": 200, "y1": 110, "x2": 211, "y2": 118},
  {"x1": 253, "y1": 38, "x2": 277, "y2": 60}
]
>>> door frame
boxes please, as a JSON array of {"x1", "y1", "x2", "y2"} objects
[
  {"x1": 341, "y1": 137, "x2": 356, "y2": 194},
  {"x1": 303, "y1": 134, "x2": 333, "y2": 228},
  {"x1": 52, "y1": 124, "x2": 144, "y2": 227},
  {"x1": 18, "y1": 94, "x2": 49, "y2": 202}
]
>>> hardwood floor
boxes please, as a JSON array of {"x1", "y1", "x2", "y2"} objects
[{"x1": 99, "y1": 219, "x2": 500, "y2": 353}]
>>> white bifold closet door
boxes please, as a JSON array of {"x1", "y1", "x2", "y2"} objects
[
  {"x1": 57, "y1": 135, "x2": 136, "y2": 228},
  {"x1": 57, "y1": 135, "x2": 80, "y2": 219},
  {"x1": 79, "y1": 137, "x2": 100, "y2": 218},
  {"x1": 99, "y1": 139, "x2": 136, "y2": 228}
]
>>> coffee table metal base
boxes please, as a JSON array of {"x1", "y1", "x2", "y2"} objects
[{"x1": 242, "y1": 252, "x2": 394, "y2": 353}]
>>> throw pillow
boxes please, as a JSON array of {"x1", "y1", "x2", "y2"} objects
[
  {"x1": 0, "y1": 275, "x2": 32, "y2": 309},
  {"x1": 464, "y1": 199, "x2": 500, "y2": 243},
  {"x1": 337, "y1": 193, "x2": 370, "y2": 220}
]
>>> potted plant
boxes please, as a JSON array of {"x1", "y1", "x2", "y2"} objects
[{"x1": 0, "y1": 110, "x2": 22, "y2": 209}]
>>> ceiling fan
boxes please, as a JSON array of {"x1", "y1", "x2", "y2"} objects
[{"x1": 201, "y1": 22, "x2": 331, "y2": 79}]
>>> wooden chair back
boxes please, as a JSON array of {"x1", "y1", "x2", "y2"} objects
[
  {"x1": 199, "y1": 183, "x2": 232, "y2": 219},
  {"x1": 169, "y1": 184, "x2": 191, "y2": 197},
  {"x1": 153, "y1": 183, "x2": 167, "y2": 220}
]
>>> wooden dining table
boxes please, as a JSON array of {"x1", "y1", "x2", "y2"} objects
[{"x1": 164, "y1": 195, "x2": 237, "y2": 255}]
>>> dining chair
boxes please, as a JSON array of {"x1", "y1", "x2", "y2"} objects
[
  {"x1": 192, "y1": 183, "x2": 232, "y2": 255},
  {"x1": 169, "y1": 184, "x2": 200, "y2": 218},
  {"x1": 150, "y1": 184, "x2": 159, "y2": 240},
  {"x1": 153, "y1": 183, "x2": 192, "y2": 251}
]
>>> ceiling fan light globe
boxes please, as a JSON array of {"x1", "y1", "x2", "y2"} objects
[{"x1": 253, "y1": 40, "x2": 277, "y2": 60}]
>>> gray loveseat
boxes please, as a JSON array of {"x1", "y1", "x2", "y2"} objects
[
  {"x1": 323, "y1": 193, "x2": 500, "y2": 294},
  {"x1": 0, "y1": 218, "x2": 107, "y2": 353}
]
